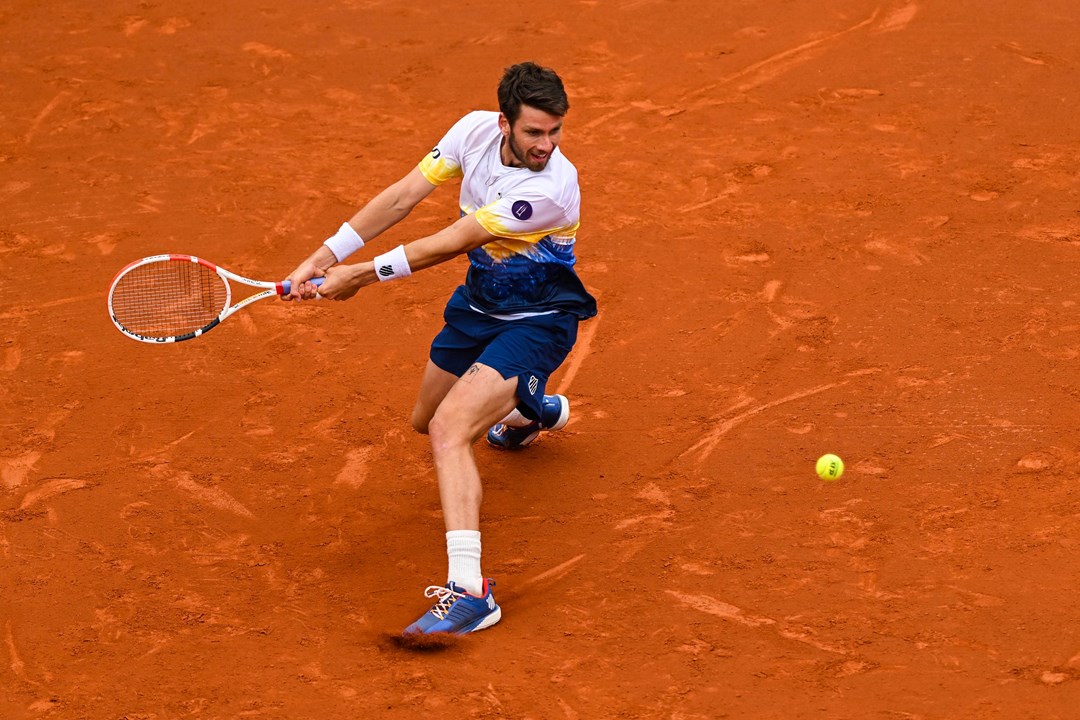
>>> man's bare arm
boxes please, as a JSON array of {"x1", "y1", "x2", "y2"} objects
[
  {"x1": 284, "y1": 167, "x2": 438, "y2": 299},
  {"x1": 314, "y1": 213, "x2": 496, "y2": 301}
]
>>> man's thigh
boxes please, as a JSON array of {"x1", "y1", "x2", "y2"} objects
[{"x1": 431, "y1": 363, "x2": 519, "y2": 443}]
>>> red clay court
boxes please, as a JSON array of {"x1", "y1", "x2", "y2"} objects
[{"x1": 2, "y1": 1, "x2": 1079, "y2": 717}]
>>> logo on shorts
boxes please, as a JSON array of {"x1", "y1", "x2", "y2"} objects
[
  {"x1": 528, "y1": 375, "x2": 539, "y2": 395},
  {"x1": 512, "y1": 200, "x2": 533, "y2": 221}
]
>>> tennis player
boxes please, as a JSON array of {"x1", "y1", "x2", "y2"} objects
[{"x1": 284, "y1": 61, "x2": 596, "y2": 635}]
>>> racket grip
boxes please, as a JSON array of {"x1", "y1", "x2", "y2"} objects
[{"x1": 278, "y1": 277, "x2": 326, "y2": 295}]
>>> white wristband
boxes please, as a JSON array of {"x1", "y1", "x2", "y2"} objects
[
  {"x1": 372, "y1": 245, "x2": 413, "y2": 282},
  {"x1": 323, "y1": 222, "x2": 365, "y2": 262}
]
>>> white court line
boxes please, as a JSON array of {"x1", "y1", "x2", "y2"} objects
[{"x1": 550, "y1": 290, "x2": 601, "y2": 398}]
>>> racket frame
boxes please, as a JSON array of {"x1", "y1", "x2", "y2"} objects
[{"x1": 108, "y1": 254, "x2": 292, "y2": 344}]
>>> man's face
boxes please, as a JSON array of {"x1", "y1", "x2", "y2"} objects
[{"x1": 499, "y1": 105, "x2": 563, "y2": 172}]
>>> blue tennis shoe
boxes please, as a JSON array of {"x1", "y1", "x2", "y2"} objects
[
  {"x1": 403, "y1": 579, "x2": 501, "y2": 636},
  {"x1": 487, "y1": 394, "x2": 570, "y2": 449}
]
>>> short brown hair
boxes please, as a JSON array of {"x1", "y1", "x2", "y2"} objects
[{"x1": 498, "y1": 62, "x2": 569, "y2": 125}]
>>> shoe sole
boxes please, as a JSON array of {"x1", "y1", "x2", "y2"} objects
[
  {"x1": 546, "y1": 394, "x2": 570, "y2": 431},
  {"x1": 466, "y1": 605, "x2": 502, "y2": 633},
  {"x1": 487, "y1": 395, "x2": 570, "y2": 449},
  {"x1": 403, "y1": 605, "x2": 502, "y2": 636}
]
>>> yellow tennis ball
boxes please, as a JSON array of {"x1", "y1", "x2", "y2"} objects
[{"x1": 816, "y1": 453, "x2": 844, "y2": 481}]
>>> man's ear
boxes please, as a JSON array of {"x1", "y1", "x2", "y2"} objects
[{"x1": 498, "y1": 113, "x2": 511, "y2": 138}]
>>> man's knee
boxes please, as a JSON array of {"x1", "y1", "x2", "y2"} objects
[{"x1": 427, "y1": 409, "x2": 469, "y2": 453}]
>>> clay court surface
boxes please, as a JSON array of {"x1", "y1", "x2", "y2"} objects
[{"x1": 3, "y1": 0, "x2": 1080, "y2": 717}]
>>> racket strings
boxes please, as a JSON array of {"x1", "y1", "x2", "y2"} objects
[{"x1": 111, "y1": 260, "x2": 228, "y2": 338}]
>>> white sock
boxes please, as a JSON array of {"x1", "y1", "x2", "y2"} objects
[
  {"x1": 498, "y1": 408, "x2": 532, "y2": 428},
  {"x1": 446, "y1": 530, "x2": 483, "y2": 596}
]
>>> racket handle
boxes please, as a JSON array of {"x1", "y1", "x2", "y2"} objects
[{"x1": 278, "y1": 277, "x2": 326, "y2": 295}]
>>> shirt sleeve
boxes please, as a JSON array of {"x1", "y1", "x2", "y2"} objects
[{"x1": 417, "y1": 116, "x2": 470, "y2": 185}]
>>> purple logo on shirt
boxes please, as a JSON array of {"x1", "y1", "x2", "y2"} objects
[{"x1": 511, "y1": 200, "x2": 533, "y2": 221}]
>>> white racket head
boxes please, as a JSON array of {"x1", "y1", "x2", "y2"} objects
[{"x1": 108, "y1": 254, "x2": 232, "y2": 343}]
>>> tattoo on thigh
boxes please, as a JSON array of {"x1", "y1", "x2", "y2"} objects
[{"x1": 463, "y1": 364, "x2": 481, "y2": 382}]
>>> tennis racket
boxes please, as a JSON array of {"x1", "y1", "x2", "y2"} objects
[{"x1": 108, "y1": 254, "x2": 324, "y2": 343}]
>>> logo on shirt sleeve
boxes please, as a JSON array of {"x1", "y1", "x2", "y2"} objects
[{"x1": 511, "y1": 200, "x2": 533, "y2": 221}]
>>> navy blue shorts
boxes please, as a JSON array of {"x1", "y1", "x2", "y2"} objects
[{"x1": 429, "y1": 286, "x2": 579, "y2": 421}]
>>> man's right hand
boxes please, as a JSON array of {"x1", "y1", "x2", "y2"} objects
[{"x1": 282, "y1": 246, "x2": 338, "y2": 301}]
